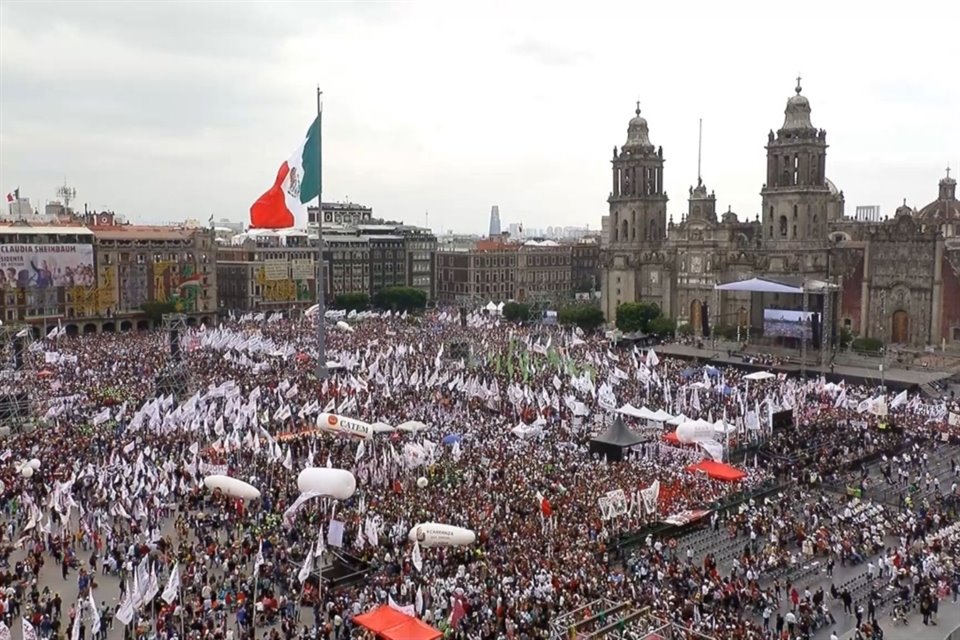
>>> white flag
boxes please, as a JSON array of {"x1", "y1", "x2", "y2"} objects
[
  {"x1": 88, "y1": 590, "x2": 101, "y2": 637},
  {"x1": 411, "y1": 540, "x2": 423, "y2": 572},
  {"x1": 161, "y1": 563, "x2": 180, "y2": 604},
  {"x1": 0, "y1": 620, "x2": 10, "y2": 640},
  {"x1": 70, "y1": 602, "x2": 82, "y2": 640},
  {"x1": 297, "y1": 549, "x2": 314, "y2": 583},
  {"x1": 890, "y1": 389, "x2": 908, "y2": 409},
  {"x1": 415, "y1": 585, "x2": 424, "y2": 616},
  {"x1": 282, "y1": 447, "x2": 293, "y2": 471},
  {"x1": 20, "y1": 618, "x2": 37, "y2": 640},
  {"x1": 114, "y1": 584, "x2": 135, "y2": 626},
  {"x1": 254, "y1": 540, "x2": 265, "y2": 575}
]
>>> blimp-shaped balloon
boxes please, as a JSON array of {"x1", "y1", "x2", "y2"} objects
[
  {"x1": 318, "y1": 413, "x2": 373, "y2": 440},
  {"x1": 28, "y1": 459, "x2": 41, "y2": 470},
  {"x1": 21, "y1": 466, "x2": 34, "y2": 478},
  {"x1": 396, "y1": 420, "x2": 428, "y2": 433},
  {"x1": 298, "y1": 468, "x2": 357, "y2": 500},
  {"x1": 336, "y1": 321, "x2": 355, "y2": 334},
  {"x1": 676, "y1": 420, "x2": 716, "y2": 444},
  {"x1": 203, "y1": 475, "x2": 261, "y2": 501},
  {"x1": 371, "y1": 422, "x2": 396, "y2": 433},
  {"x1": 407, "y1": 523, "x2": 476, "y2": 548}
]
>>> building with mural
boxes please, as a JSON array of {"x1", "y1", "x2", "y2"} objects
[
  {"x1": 0, "y1": 222, "x2": 95, "y2": 332},
  {"x1": 83, "y1": 212, "x2": 218, "y2": 332}
]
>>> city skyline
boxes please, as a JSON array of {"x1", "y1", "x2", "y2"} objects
[{"x1": 1, "y1": 1, "x2": 957, "y2": 233}]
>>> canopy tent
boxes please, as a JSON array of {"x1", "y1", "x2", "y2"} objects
[
  {"x1": 686, "y1": 460, "x2": 747, "y2": 482},
  {"x1": 589, "y1": 416, "x2": 644, "y2": 462},
  {"x1": 353, "y1": 606, "x2": 442, "y2": 640},
  {"x1": 616, "y1": 404, "x2": 659, "y2": 421},
  {"x1": 714, "y1": 277, "x2": 803, "y2": 294},
  {"x1": 743, "y1": 371, "x2": 776, "y2": 381},
  {"x1": 666, "y1": 413, "x2": 688, "y2": 426}
]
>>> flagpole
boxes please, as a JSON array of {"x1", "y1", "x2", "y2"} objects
[{"x1": 315, "y1": 86, "x2": 328, "y2": 380}]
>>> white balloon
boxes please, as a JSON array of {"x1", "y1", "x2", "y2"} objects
[
  {"x1": 676, "y1": 420, "x2": 716, "y2": 444},
  {"x1": 318, "y1": 413, "x2": 373, "y2": 440},
  {"x1": 20, "y1": 466, "x2": 34, "y2": 478},
  {"x1": 203, "y1": 475, "x2": 261, "y2": 501},
  {"x1": 408, "y1": 523, "x2": 476, "y2": 548},
  {"x1": 28, "y1": 458, "x2": 41, "y2": 470},
  {"x1": 336, "y1": 320, "x2": 355, "y2": 334},
  {"x1": 297, "y1": 468, "x2": 357, "y2": 500},
  {"x1": 417, "y1": 477, "x2": 428, "y2": 488}
]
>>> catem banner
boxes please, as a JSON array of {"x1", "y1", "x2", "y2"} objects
[{"x1": 0, "y1": 244, "x2": 95, "y2": 289}]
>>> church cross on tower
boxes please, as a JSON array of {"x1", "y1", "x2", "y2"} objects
[
  {"x1": 796, "y1": 73, "x2": 802, "y2": 94},
  {"x1": 635, "y1": 99, "x2": 641, "y2": 115},
  {"x1": 948, "y1": 164, "x2": 952, "y2": 179}
]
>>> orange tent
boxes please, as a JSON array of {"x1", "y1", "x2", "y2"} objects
[
  {"x1": 686, "y1": 460, "x2": 747, "y2": 482},
  {"x1": 352, "y1": 605, "x2": 442, "y2": 640}
]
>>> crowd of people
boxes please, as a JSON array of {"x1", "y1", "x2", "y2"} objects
[{"x1": 1, "y1": 308, "x2": 960, "y2": 640}]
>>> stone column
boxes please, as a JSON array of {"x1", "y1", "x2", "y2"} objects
[{"x1": 931, "y1": 238, "x2": 943, "y2": 345}]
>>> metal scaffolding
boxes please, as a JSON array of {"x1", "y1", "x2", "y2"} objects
[
  {"x1": 155, "y1": 313, "x2": 191, "y2": 400},
  {"x1": 0, "y1": 325, "x2": 37, "y2": 433}
]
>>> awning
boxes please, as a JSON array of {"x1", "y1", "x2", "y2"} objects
[
  {"x1": 686, "y1": 460, "x2": 747, "y2": 482},
  {"x1": 353, "y1": 605, "x2": 442, "y2": 640},
  {"x1": 714, "y1": 277, "x2": 802, "y2": 294}
]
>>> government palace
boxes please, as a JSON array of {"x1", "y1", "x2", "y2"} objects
[{"x1": 600, "y1": 80, "x2": 959, "y2": 348}]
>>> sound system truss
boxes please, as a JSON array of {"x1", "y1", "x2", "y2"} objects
[
  {"x1": 156, "y1": 313, "x2": 191, "y2": 400},
  {"x1": 0, "y1": 325, "x2": 37, "y2": 434}
]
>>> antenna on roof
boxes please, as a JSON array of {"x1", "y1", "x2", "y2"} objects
[
  {"x1": 56, "y1": 180, "x2": 77, "y2": 212},
  {"x1": 697, "y1": 118, "x2": 703, "y2": 184}
]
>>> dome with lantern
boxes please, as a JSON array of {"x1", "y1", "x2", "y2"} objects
[
  {"x1": 916, "y1": 167, "x2": 960, "y2": 224},
  {"x1": 623, "y1": 103, "x2": 654, "y2": 153}
]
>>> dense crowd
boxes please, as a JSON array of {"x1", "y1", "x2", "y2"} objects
[{"x1": 1, "y1": 309, "x2": 960, "y2": 640}]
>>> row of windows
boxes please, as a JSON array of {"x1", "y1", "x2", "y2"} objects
[{"x1": 100, "y1": 252, "x2": 207, "y2": 265}]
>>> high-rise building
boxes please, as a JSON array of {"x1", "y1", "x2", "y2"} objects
[{"x1": 488, "y1": 205, "x2": 501, "y2": 237}]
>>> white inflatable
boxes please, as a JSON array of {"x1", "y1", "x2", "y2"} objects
[
  {"x1": 318, "y1": 413, "x2": 373, "y2": 440},
  {"x1": 407, "y1": 522, "x2": 476, "y2": 548},
  {"x1": 675, "y1": 420, "x2": 716, "y2": 444},
  {"x1": 28, "y1": 458, "x2": 41, "y2": 470},
  {"x1": 297, "y1": 468, "x2": 357, "y2": 500},
  {"x1": 20, "y1": 466, "x2": 33, "y2": 478},
  {"x1": 203, "y1": 475, "x2": 261, "y2": 501},
  {"x1": 396, "y1": 420, "x2": 428, "y2": 433},
  {"x1": 417, "y1": 477, "x2": 428, "y2": 488},
  {"x1": 371, "y1": 422, "x2": 396, "y2": 433},
  {"x1": 336, "y1": 320, "x2": 355, "y2": 334}
]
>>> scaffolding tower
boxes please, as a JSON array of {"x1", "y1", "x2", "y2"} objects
[
  {"x1": 0, "y1": 325, "x2": 37, "y2": 434},
  {"x1": 155, "y1": 313, "x2": 191, "y2": 400}
]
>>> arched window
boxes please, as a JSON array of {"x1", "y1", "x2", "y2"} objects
[
  {"x1": 621, "y1": 219, "x2": 629, "y2": 242},
  {"x1": 778, "y1": 215, "x2": 788, "y2": 237},
  {"x1": 793, "y1": 204, "x2": 798, "y2": 219}
]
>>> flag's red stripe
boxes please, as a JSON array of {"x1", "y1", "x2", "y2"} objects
[{"x1": 249, "y1": 162, "x2": 293, "y2": 229}]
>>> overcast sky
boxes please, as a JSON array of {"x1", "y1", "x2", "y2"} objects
[{"x1": 1, "y1": 1, "x2": 957, "y2": 235}]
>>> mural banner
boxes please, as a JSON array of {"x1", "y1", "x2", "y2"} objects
[{"x1": 0, "y1": 244, "x2": 94, "y2": 289}]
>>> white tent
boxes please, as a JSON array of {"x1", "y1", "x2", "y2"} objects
[
  {"x1": 485, "y1": 301, "x2": 498, "y2": 312},
  {"x1": 650, "y1": 409, "x2": 674, "y2": 423},
  {"x1": 667, "y1": 413, "x2": 688, "y2": 426},
  {"x1": 744, "y1": 371, "x2": 776, "y2": 381},
  {"x1": 617, "y1": 404, "x2": 659, "y2": 420}
]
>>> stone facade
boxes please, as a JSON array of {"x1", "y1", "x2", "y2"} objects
[{"x1": 601, "y1": 83, "x2": 960, "y2": 347}]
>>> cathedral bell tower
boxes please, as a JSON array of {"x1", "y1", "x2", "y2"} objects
[
  {"x1": 608, "y1": 102, "x2": 668, "y2": 245},
  {"x1": 760, "y1": 78, "x2": 843, "y2": 249},
  {"x1": 600, "y1": 103, "x2": 669, "y2": 321}
]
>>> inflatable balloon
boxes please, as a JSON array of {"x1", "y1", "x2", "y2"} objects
[
  {"x1": 336, "y1": 320, "x2": 355, "y2": 334},
  {"x1": 407, "y1": 523, "x2": 476, "y2": 548},
  {"x1": 21, "y1": 466, "x2": 33, "y2": 478},
  {"x1": 318, "y1": 413, "x2": 373, "y2": 440},
  {"x1": 417, "y1": 477, "x2": 428, "y2": 488},
  {"x1": 28, "y1": 459, "x2": 41, "y2": 470},
  {"x1": 203, "y1": 475, "x2": 261, "y2": 500},
  {"x1": 297, "y1": 468, "x2": 357, "y2": 500},
  {"x1": 676, "y1": 420, "x2": 716, "y2": 444}
]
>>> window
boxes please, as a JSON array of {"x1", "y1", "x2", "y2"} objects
[{"x1": 778, "y1": 215, "x2": 788, "y2": 237}]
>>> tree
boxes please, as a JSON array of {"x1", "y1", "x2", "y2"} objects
[
  {"x1": 141, "y1": 300, "x2": 178, "y2": 324},
  {"x1": 558, "y1": 305, "x2": 605, "y2": 331},
  {"x1": 676, "y1": 322, "x2": 694, "y2": 337},
  {"x1": 334, "y1": 292, "x2": 370, "y2": 312},
  {"x1": 615, "y1": 302, "x2": 660, "y2": 333},
  {"x1": 838, "y1": 326, "x2": 854, "y2": 350},
  {"x1": 372, "y1": 287, "x2": 427, "y2": 312},
  {"x1": 502, "y1": 301, "x2": 531, "y2": 323},
  {"x1": 852, "y1": 336, "x2": 884, "y2": 354},
  {"x1": 647, "y1": 316, "x2": 677, "y2": 336}
]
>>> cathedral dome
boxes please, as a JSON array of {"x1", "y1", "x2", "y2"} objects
[
  {"x1": 624, "y1": 104, "x2": 654, "y2": 151},
  {"x1": 782, "y1": 79, "x2": 814, "y2": 131},
  {"x1": 916, "y1": 168, "x2": 960, "y2": 223}
]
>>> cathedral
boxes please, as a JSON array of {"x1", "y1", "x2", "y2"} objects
[{"x1": 600, "y1": 80, "x2": 959, "y2": 348}]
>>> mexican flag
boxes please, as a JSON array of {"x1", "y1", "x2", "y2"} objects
[{"x1": 250, "y1": 116, "x2": 320, "y2": 229}]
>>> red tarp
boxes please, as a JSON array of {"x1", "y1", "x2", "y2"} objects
[
  {"x1": 353, "y1": 605, "x2": 442, "y2": 640},
  {"x1": 686, "y1": 460, "x2": 747, "y2": 482}
]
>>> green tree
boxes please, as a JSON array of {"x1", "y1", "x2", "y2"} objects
[
  {"x1": 558, "y1": 305, "x2": 605, "y2": 331},
  {"x1": 334, "y1": 292, "x2": 370, "y2": 312},
  {"x1": 502, "y1": 301, "x2": 531, "y2": 323},
  {"x1": 141, "y1": 300, "x2": 178, "y2": 324},
  {"x1": 372, "y1": 287, "x2": 427, "y2": 312},
  {"x1": 676, "y1": 322, "x2": 694, "y2": 337},
  {"x1": 615, "y1": 302, "x2": 660, "y2": 332},
  {"x1": 838, "y1": 326, "x2": 854, "y2": 349},
  {"x1": 852, "y1": 336, "x2": 884, "y2": 354},
  {"x1": 647, "y1": 316, "x2": 677, "y2": 336}
]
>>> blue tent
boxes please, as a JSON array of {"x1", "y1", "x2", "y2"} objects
[{"x1": 442, "y1": 434, "x2": 462, "y2": 445}]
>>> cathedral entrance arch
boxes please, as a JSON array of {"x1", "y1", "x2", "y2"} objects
[
  {"x1": 891, "y1": 310, "x2": 909, "y2": 344},
  {"x1": 690, "y1": 300, "x2": 703, "y2": 335}
]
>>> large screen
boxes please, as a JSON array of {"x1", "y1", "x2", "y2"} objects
[{"x1": 763, "y1": 308, "x2": 818, "y2": 339}]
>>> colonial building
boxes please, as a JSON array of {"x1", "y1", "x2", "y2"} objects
[
  {"x1": 86, "y1": 213, "x2": 218, "y2": 331},
  {"x1": 600, "y1": 81, "x2": 960, "y2": 347},
  {"x1": 435, "y1": 239, "x2": 575, "y2": 305}
]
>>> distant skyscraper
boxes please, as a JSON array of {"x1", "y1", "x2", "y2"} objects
[{"x1": 488, "y1": 205, "x2": 501, "y2": 237}]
